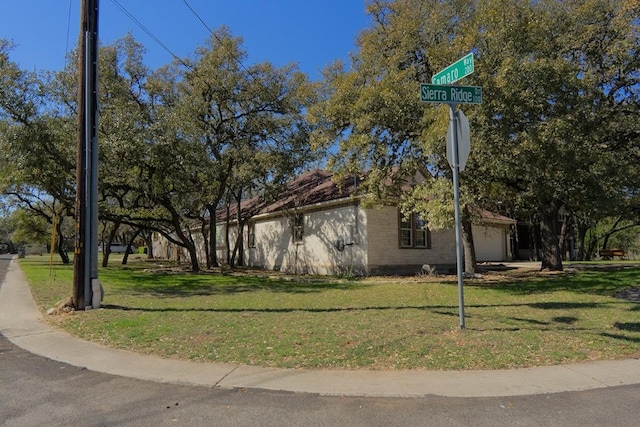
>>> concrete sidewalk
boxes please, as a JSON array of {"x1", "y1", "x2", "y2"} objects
[{"x1": 2, "y1": 256, "x2": 639, "y2": 398}]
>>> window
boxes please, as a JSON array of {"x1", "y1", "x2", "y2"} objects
[
  {"x1": 413, "y1": 216, "x2": 430, "y2": 248},
  {"x1": 292, "y1": 214, "x2": 304, "y2": 243},
  {"x1": 399, "y1": 212, "x2": 431, "y2": 249},
  {"x1": 400, "y1": 216, "x2": 413, "y2": 248},
  {"x1": 248, "y1": 223, "x2": 256, "y2": 248}
]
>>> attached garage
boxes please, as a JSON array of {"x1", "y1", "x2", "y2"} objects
[{"x1": 473, "y1": 211, "x2": 517, "y2": 262}]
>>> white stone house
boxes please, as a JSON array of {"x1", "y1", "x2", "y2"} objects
[{"x1": 154, "y1": 169, "x2": 516, "y2": 275}]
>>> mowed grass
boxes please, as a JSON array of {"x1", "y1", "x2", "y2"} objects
[{"x1": 19, "y1": 255, "x2": 640, "y2": 371}]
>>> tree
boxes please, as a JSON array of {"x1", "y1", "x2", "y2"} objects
[
  {"x1": 0, "y1": 40, "x2": 76, "y2": 263},
  {"x1": 174, "y1": 28, "x2": 316, "y2": 269},
  {"x1": 311, "y1": 0, "x2": 639, "y2": 274},
  {"x1": 468, "y1": 0, "x2": 640, "y2": 269},
  {"x1": 0, "y1": 203, "x2": 18, "y2": 253},
  {"x1": 309, "y1": 0, "x2": 482, "y2": 272}
]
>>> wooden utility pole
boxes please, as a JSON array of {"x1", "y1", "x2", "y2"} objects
[{"x1": 73, "y1": 0, "x2": 100, "y2": 309}]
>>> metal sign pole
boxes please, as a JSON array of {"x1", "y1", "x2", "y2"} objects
[
  {"x1": 422, "y1": 54, "x2": 477, "y2": 330},
  {"x1": 449, "y1": 104, "x2": 466, "y2": 330}
]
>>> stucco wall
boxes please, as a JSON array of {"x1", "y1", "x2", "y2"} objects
[
  {"x1": 152, "y1": 203, "x2": 511, "y2": 276},
  {"x1": 247, "y1": 203, "x2": 367, "y2": 275},
  {"x1": 214, "y1": 223, "x2": 239, "y2": 264}
]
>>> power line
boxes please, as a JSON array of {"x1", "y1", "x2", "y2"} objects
[
  {"x1": 182, "y1": 0, "x2": 240, "y2": 71},
  {"x1": 180, "y1": 0, "x2": 285, "y2": 103},
  {"x1": 181, "y1": 0, "x2": 213, "y2": 34},
  {"x1": 181, "y1": 0, "x2": 261, "y2": 79},
  {"x1": 110, "y1": 0, "x2": 292, "y2": 120},
  {"x1": 110, "y1": 0, "x2": 185, "y2": 65},
  {"x1": 64, "y1": 0, "x2": 73, "y2": 69}
]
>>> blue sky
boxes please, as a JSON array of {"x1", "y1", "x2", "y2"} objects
[{"x1": 1, "y1": 0, "x2": 371, "y2": 79}]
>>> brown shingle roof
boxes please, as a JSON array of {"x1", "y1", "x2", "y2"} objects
[
  {"x1": 217, "y1": 169, "x2": 361, "y2": 221},
  {"x1": 479, "y1": 210, "x2": 517, "y2": 224},
  {"x1": 216, "y1": 170, "x2": 516, "y2": 225}
]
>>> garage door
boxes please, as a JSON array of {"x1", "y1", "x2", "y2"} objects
[{"x1": 473, "y1": 226, "x2": 505, "y2": 262}]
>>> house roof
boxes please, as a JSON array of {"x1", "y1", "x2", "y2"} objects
[
  {"x1": 217, "y1": 169, "x2": 361, "y2": 221},
  {"x1": 217, "y1": 170, "x2": 516, "y2": 226},
  {"x1": 479, "y1": 210, "x2": 517, "y2": 225}
]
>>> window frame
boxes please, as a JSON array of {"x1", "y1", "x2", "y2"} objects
[
  {"x1": 399, "y1": 212, "x2": 431, "y2": 249},
  {"x1": 399, "y1": 215, "x2": 413, "y2": 248},
  {"x1": 248, "y1": 223, "x2": 256, "y2": 248},
  {"x1": 292, "y1": 213, "x2": 304, "y2": 243}
]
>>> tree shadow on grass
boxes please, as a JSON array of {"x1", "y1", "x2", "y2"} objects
[
  {"x1": 100, "y1": 303, "x2": 454, "y2": 314},
  {"x1": 614, "y1": 322, "x2": 640, "y2": 332},
  {"x1": 112, "y1": 272, "x2": 371, "y2": 297},
  {"x1": 601, "y1": 332, "x2": 640, "y2": 343},
  {"x1": 552, "y1": 316, "x2": 578, "y2": 325},
  {"x1": 471, "y1": 267, "x2": 640, "y2": 299},
  {"x1": 528, "y1": 302, "x2": 602, "y2": 310},
  {"x1": 98, "y1": 300, "x2": 619, "y2": 316}
]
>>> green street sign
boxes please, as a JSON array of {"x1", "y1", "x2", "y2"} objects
[
  {"x1": 431, "y1": 53, "x2": 474, "y2": 85},
  {"x1": 420, "y1": 84, "x2": 482, "y2": 104}
]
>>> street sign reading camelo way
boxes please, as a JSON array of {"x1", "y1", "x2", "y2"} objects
[{"x1": 420, "y1": 84, "x2": 482, "y2": 104}]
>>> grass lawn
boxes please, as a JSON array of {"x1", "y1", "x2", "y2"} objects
[{"x1": 19, "y1": 254, "x2": 640, "y2": 371}]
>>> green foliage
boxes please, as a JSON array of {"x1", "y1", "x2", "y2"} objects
[
  {"x1": 1, "y1": 38, "x2": 77, "y2": 257},
  {"x1": 10, "y1": 208, "x2": 50, "y2": 244},
  {"x1": 0, "y1": 203, "x2": 17, "y2": 245},
  {"x1": 470, "y1": 0, "x2": 639, "y2": 266},
  {"x1": 607, "y1": 227, "x2": 640, "y2": 254},
  {"x1": 3, "y1": 2, "x2": 639, "y2": 273},
  {"x1": 3, "y1": 29, "x2": 318, "y2": 270},
  {"x1": 310, "y1": 0, "x2": 640, "y2": 270}
]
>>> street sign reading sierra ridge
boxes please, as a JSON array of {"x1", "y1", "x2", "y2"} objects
[{"x1": 420, "y1": 84, "x2": 482, "y2": 104}]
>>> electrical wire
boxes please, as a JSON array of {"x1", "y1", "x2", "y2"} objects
[
  {"x1": 180, "y1": 0, "x2": 281, "y2": 96},
  {"x1": 64, "y1": 0, "x2": 74, "y2": 69},
  {"x1": 181, "y1": 0, "x2": 213, "y2": 34},
  {"x1": 181, "y1": 0, "x2": 252, "y2": 75},
  {"x1": 109, "y1": 0, "x2": 292, "y2": 125},
  {"x1": 110, "y1": 0, "x2": 186, "y2": 66}
]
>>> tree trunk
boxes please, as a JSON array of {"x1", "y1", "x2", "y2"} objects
[
  {"x1": 174, "y1": 227, "x2": 200, "y2": 272},
  {"x1": 461, "y1": 206, "x2": 476, "y2": 274},
  {"x1": 186, "y1": 241, "x2": 200, "y2": 272},
  {"x1": 558, "y1": 217, "x2": 568, "y2": 261},
  {"x1": 231, "y1": 189, "x2": 245, "y2": 267},
  {"x1": 101, "y1": 222, "x2": 120, "y2": 267},
  {"x1": 530, "y1": 221, "x2": 539, "y2": 261},
  {"x1": 229, "y1": 221, "x2": 246, "y2": 268},
  {"x1": 201, "y1": 219, "x2": 211, "y2": 269},
  {"x1": 162, "y1": 201, "x2": 200, "y2": 272},
  {"x1": 512, "y1": 223, "x2": 520, "y2": 261},
  {"x1": 55, "y1": 218, "x2": 70, "y2": 264},
  {"x1": 538, "y1": 202, "x2": 563, "y2": 271},
  {"x1": 586, "y1": 231, "x2": 600, "y2": 261},
  {"x1": 122, "y1": 228, "x2": 141, "y2": 265},
  {"x1": 206, "y1": 204, "x2": 219, "y2": 268},
  {"x1": 225, "y1": 204, "x2": 231, "y2": 266},
  {"x1": 236, "y1": 222, "x2": 245, "y2": 267},
  {"x1": 141, "y1": 228, "x2": 154, "y2": 259},
  {"x1": 576, "y1": 222, "x2": 589, "y2": 261}
]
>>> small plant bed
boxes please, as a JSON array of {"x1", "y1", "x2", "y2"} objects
[{"x1": 20, "y1": 255, "x2": 640, "y2": 371}]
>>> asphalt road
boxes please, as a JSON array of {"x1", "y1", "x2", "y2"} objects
[{"x1": 1, "y1": 254, "x2": 639, "y2": 426}]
